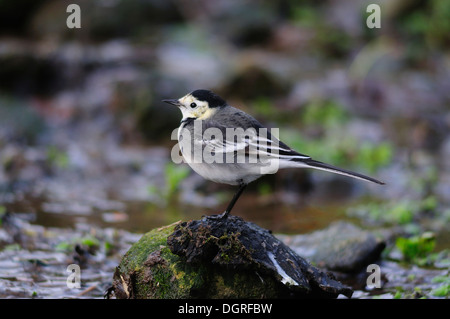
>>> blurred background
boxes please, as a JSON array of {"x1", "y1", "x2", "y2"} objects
[{"x1": 0, "y1": 0, "x2": 449, "y2": 298}]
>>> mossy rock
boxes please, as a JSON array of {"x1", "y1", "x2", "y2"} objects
[
  {"x1": 112, "y1": 216, "x2": 353, "y2": 299},
  {"x1": 112, "y1": 222, "x2": 181, "y2": 298}
]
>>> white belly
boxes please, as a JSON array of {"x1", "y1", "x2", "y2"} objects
[{"x1": 186, "y1": 161, "x2": 262, "y2": 185}]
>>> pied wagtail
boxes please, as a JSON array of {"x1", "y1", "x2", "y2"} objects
[{"x1": 163, "y1": 89, "x2": 384, "y2": 218}]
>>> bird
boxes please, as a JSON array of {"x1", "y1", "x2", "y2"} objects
[{"x1": 163, "y1": 89, "x2": 385, "y2": 218}]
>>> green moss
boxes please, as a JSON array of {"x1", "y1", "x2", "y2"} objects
[
  {"x1": 395, "y1": 232, "x2": 436, "y2": 264},
  {"x1": 355, "y1": 142, "x2": 393, "y2": 174},
  {"x1": 46, "y1": 145, "x2": 69, "y2": 169},
  {"x1": 115, "y1": 221, "x2": 210, "y2": 298},
  {"x1": 430, "y1": 284, "x2": 449, "y2": 297},
  {"x1": 114, "y1": 221, "x2": 298, "y2": 298},
  {"x1": 119, "y1": 222, "x2": 178, "y2": 272},
  {"x1": 393, "y1": 290, "x2": 402, "y2": 299},
  {"x1": 134, "y1": 258, "x2": 195, "y2": 298},
  {"x1": 431, "y1": 275, "x2": 450, "y2": 285},
  {"x1": 214, "y1": 232, "x2": 253, "y2": 265},
  {"x1": 0, "y1": 205, "x2": 5, "y2": 227},
  {"x1": 80, "y1": 236, "x2": 100, "y2": 248}
]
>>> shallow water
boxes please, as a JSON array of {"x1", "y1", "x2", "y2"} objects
[{"x1": 1, "y1": 182, "x2": 448, "y2": 299}]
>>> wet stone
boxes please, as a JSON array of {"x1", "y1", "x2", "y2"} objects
[
  {"x1": 112, "y1": 216, "x2": 353, "y2": 299},
  {"x1": 277, "y1": 222, "x2": 386, "y2": 273}
]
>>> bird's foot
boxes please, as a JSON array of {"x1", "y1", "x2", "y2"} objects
[{"x1": 208, "y1": 211, "x2": 230, "y2": 220}]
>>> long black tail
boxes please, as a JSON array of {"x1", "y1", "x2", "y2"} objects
[{"x1": 300, "y1": 158, "x2": 385, "y2": 185}]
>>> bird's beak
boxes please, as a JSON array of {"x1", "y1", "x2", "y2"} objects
[{"x1": 162, "y1": 99, "x2": 181, "y2": 107}]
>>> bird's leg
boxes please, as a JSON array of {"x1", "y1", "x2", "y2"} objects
[{"x1": 214, "y1": 182, "x2": 247, "y2": 219}]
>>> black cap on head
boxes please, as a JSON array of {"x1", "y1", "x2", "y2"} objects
[{"x1": 191, "y1": 89, "x2": 226, "y2": 108}]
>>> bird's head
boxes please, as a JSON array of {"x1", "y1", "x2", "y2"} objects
[{"x1": 163, "y1": 89, "x2": 226, "y2": 120}]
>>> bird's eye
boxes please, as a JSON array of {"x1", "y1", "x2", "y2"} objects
[{"x1": 190, "y1": 102, "x2": 197, "y2": 108}]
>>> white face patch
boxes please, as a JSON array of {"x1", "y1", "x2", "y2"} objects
[{"x1": 177, "y1": 94, "x2": 212, "y2": 120}]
